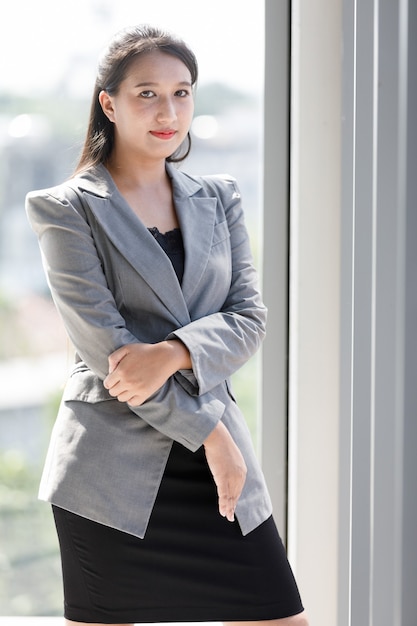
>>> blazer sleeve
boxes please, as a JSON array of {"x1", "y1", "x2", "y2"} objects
[
  {"x1": 169, "y1": 176, "x2": 267, "y2": 396},
  {"x1": 25, "y1": 187, "x2": 224, "y2": 451}
]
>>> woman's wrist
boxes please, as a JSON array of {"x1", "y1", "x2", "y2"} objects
[
  {"x1": 165, "y1": 339, "x2": 192, "y2": 371},
  {"x1": 203, "y1": 421, "x2": 227, "y2": 448}
]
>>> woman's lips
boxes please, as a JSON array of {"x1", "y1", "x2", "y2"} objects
[{"x1": 150, "y1": 130, "x2": 177, "y2": 140}]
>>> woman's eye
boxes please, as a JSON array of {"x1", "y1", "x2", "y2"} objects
[
  {"x1": 140, "y1": 90, "x2": 155, "y2": 98},
  {"x1": 175, "y1": 89, "x2": 189, "y2": 97}
]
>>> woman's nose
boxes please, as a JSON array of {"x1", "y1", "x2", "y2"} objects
[{"x1": 156, "y1": 97, "x2": 177, "y2": 123}]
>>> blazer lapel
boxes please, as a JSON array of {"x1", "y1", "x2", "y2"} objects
[{"x1": 169, "y1": 168, "x2": 218, "y2": 306}]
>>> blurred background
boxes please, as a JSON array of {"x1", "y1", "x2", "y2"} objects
[{"x1": 0, "y1": 0, "x2": 265, "y2": 616}]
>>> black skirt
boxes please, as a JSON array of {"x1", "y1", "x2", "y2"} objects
[{"x1": 52, "y1": 442, "x2": 304, "y2": 624}]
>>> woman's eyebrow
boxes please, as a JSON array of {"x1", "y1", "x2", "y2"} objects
[{"x1": 134, "y1": 80, "x2": 192, "y2": 88}]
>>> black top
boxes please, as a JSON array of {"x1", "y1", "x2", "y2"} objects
[{"x1": 148, "y1": 227, "x2": 185, "y2": 284}]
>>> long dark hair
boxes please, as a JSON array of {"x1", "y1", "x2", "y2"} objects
[{"x1": 74, "y1": 25, "x2": 198, "y2": 175}]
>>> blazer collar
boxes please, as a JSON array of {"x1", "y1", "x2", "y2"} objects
[
  {"x1": 72, "y1": 161, "x2": 203, "y2": 199},
  {"x1": 70, "y1": 163, "x2": 218, "y2": 322}
]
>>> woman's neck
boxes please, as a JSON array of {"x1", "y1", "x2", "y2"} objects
[
  {"x1": 104, "y1": 154, "x2": 178, "y2": 232},
  {"x1": 105, "y1": 148, "x2": 168, "y2": 190}
]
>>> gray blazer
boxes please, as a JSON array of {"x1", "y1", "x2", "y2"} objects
[{"x1": 26, "y1": 162, "x2": 272, "y2": 538}]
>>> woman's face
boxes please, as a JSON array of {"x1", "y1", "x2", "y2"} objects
[{"x1": 100, "y1": 50, "x2": 194, "y2": 162}]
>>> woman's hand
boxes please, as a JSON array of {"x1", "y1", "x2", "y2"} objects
[
  {"x1": 103, "y1": 340, "x2": 191, "y2": 406},
  {"x1": 203, "y1": 422, "x2": 247, "y2": 522}
]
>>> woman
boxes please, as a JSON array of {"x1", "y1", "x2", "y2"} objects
[{"x1": 26, "y1": 25, "x2": 308, "y2": 626}]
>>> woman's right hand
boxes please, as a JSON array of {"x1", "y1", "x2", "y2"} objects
[
  {"x1": 103, "y1": 340, "x2": 191, "y2": 406},
  {"x1": 203, "y1": 422, "x2": 247, "y2": 522}
]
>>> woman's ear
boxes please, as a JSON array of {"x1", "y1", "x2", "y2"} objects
[{"x1": 99, "y1": 90, "x2": 115, "y2": 122}]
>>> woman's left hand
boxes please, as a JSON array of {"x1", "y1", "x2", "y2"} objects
[{"x1": 103, "y1": 340, "x2": 191, "y2": 406}]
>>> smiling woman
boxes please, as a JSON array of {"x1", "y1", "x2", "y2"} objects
[
  {"x1": 24, "y1": 22, "x2": 306, "y2": 626},
  {"x1": 0, "y1": 2, "x2": 269, "y2": 620}
]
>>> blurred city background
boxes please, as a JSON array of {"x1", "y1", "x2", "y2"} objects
[{"x1": 0, "y1": 0, "x2": 264, "y2": 616}]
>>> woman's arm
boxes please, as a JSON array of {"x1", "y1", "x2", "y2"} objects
[
  {"x1": 169, "y1": 176, "x2": 267, "y2": 395},
  {"x1": 203, "y1": 420, "x2": 247, "y2": 522}
]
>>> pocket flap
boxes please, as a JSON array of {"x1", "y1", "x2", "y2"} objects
[{"x1": 63, "y1": 367, "x2": 113, "y2": 403}]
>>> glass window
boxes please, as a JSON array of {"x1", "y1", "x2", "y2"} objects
[{"x1": 0, "y1": 0, "x2": 264, "y2": 616}]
